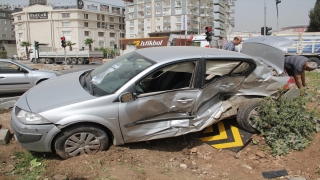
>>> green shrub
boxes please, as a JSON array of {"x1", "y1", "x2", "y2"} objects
[{"x1": 256, "y1": 89, "x2": 320, "y2": 156}]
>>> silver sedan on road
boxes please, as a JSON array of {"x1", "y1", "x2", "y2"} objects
[
  {"x1": 11, "y1": 36, "x2": 299, "y2": 159},
  {"x1": 0, "y1": 59, "x2": 62, "y2": 93}
]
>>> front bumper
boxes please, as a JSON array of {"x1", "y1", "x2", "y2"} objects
[{"x1": 10, "y1": 108, "x2": 61, "y2": 152}]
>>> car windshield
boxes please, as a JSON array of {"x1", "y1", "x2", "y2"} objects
[
  {"x1": 11, "y1": 60, "x2": 33, "y2": 70},
  {"x1": 89, "y1": 51, "x2": 154, "y2": 96}
]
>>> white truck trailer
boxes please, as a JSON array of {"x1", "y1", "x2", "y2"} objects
[
  {"x1": 30, "y1": 50, "x2": 104, "y2": 65},
  {"x1": 228, "y1": 32, "x2": 320, "y2": 68}
]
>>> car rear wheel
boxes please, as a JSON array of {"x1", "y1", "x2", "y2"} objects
[
  {"x1": 54, "y1": 125, "x2": 109, "y2": 159},
  {"x1": 308, "y1": 57, "x2": 320, "y2": 69},
  {"x1": 78, "y1": 58, "x2": 84, "y2": 64},
  {"x1": 236, "y1": 98, "x2": 262, "y2": 133}
]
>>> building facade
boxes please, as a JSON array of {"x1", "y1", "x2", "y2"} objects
[
  {"x1": 123, "y1": 0, "x2": 235, "y2": 39},
  {"x1": 12, "y1": 0, "x2": 125, "y2": 58},
  {"x1": 29, "y1": 0, "x2": 47, "y2": 6},
  {"x1": 0, "y1": 3, "x2": 22, "y2": 58},
  {"x1": 280, "y1": 25, "x2": 307, "y2": 33}
]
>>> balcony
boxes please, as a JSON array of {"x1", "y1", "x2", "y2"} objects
[
  {"x1": 187, "y1": 20, "x2": 198, "y2": 24},
  {"x1": 214, "y1": 13, "x2": 226, "y2": 23},
  {"x1": 228, "y1": 9, "x2": 235, "y2": 14},
  {"x1": 137, "y1": 0, "x2": 144, "y2": 4},
  {"x1": 214, "y1": 21, "x2": 226, "y2": 30},
  {"x1": 228, "y1": 1, "x2": 235, "y2": 6},
  {"x1": 214, "y1": 5, "x2": 226, "y2": 15},
  {"x1": 213, "y1": 0, "x2": 225, "y2": 6}
]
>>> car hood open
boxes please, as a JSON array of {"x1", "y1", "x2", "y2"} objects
[
  {"x1": 25, "y1": 71, "x2": 95, "y2": 113},
  {"x1": 242, "y1": 36, "x2": 293, "y2": 74}
]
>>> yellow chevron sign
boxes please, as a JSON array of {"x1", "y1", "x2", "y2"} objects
[{"x1": 198, "y1": 119, "x2": 253, "y2": 152}]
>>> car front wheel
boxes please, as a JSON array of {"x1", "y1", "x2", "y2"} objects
[
  {"x1": 236, "y1": 98, "x2": 262, "y2": 133},
  {"x1": 54, "y1": 124, "x2": 109, "y2": 159}
]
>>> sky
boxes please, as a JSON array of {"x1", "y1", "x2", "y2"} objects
[{"x1": 1, "y1": 0, "x2": 317, "y2": 32}]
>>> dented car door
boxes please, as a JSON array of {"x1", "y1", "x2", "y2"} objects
[{"x1": 118, "y1": 60, "x2": 201, "y2": 143}]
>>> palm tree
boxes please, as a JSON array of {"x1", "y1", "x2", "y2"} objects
[
  {"x1": 84, "y1": 38, "x2": 94, "y2": 51},
  {"x1": 20, "y1": 41, "x2": 31, "y2": 59},
  {"x1": 66, "y1": 40, "x2": 76, "y2": 51}
]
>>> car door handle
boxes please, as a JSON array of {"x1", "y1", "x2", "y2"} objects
[
  {"x1": 177, "y1": 98, "x2": 194, "y2": 103},
  {"x1": 0, "y1": 77, "x2": 4, "y2": 79},
  {"x1": 221, "y1": 83, "x2": 234, "y2": 87}
]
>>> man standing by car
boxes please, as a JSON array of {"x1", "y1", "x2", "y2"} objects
[
  {"x1": 222, "y1": 36, "x2": 242, "y2": 51},
  {"x1": 284, "y1": 55, "x2": 317, "y2": 89}
]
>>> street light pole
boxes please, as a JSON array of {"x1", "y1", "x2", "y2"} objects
[
  {"x1": 264, "y1": 0, "x2": 266, "y2": 36},
  {"x1": 118, "y1": 29, "x2": 123, "y2": 55}
]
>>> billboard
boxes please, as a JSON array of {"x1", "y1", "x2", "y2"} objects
[
  {"x1": 29, "y1": 12, "x2": 48, "y2": 19},
  {"x1": 121, "y1": 37, "x2": 169, "y2": 49}
]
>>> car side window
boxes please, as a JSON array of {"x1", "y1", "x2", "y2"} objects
[
  {"x1": 137, "y1": 61, "x2": 196, "y2": 94},
  {"x1": 204, "y1": 60, "x2": 250, "y2": 86},
  {"x1": 0, "y1": 62, "x2": 22, "y2": 73}
]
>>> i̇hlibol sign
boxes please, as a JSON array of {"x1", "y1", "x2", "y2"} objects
[
  {"x1": 139, "y1": 40, "x2": 163, "y2": 46},
  {"x1": 29, "y1": 12, "x2": 48, "y2": 19}
]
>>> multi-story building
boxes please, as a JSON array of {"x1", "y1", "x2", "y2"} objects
[
  {"x1": 12, "y1": 0, "x2": 125, "y2": 58},
  {"x1": 29, "y1": 0, "x2": 47, "y2": 6},
  {"x1": 123, "y1": 0, "x2": 235, "y2": 39},
  {"x1": 0, "y1": 3, "x2": 22, "y2": 58}
]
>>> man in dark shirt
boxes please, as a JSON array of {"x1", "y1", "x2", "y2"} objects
[
  {"x1": 284, "y1": 55, "x2": 317, "y2": 89},
  {"x1": 222, "y1": 36, "x2": 242, "y2": 51}
]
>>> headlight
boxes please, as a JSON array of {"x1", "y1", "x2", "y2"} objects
[
  {"x1": 17, "y1": 109, "x2": 51, "y2": 125},
  {"x1": 55, "y1": 72, "x2": 63, "y2": 76}
]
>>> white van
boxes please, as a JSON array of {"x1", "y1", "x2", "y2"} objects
[{"x1": 191, "y1": 34, "x2": 218, "y2": 48}]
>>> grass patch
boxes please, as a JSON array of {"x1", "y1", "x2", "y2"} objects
[
  {"x1": 13, "y1": 151, "x2": 46, "y2": 180},
  {"x1": 130, "y1": 165, "x2": 146, "y2": 174}
]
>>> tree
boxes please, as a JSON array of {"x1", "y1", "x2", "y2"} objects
[
  {"x1": 84, "y1": 38, "x2": 94, "y2": 51},
  {"x1": 307, "y1": 0, "x2": 320, "y2": 32},
  {"x1": 20, "y1": 41, "x2": 31, "y2": 59},
  {"x1": 66, "y1": 40, "x2": 76, "y2": 51}
]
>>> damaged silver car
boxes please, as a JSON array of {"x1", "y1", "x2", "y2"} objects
[{"x1": 11, "y1": 36, "x2": 299, "y2": 159}]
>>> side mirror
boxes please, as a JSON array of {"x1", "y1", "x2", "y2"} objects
[{"x1": 119, "y1": 92, "x2": 135, "y2": 103}]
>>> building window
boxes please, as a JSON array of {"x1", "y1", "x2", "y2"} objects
[
  {"x1": 175, "y1": 8, "x2": 182, "y2": 14},
  {"x1": 18, "y1": 33, "x2": 23, "y2": 39},
  {"x1": 62, "y1": 31, "x2": 71, "y2": 37},
  {"x1": 129, "y1": 28, "x2": 134, "y2": 34},
  {"x1": 99, "y1": 40, "x2": 104, "y2": 47},
  {"x1": 102, "y1": 15, "x2": 105, "y2": 21},
  {"x1": 84, "y1": 13, "x2": 88, "y2": 19},
  {"x1": 156, "y1": 10, "x2": 161, "y2": 14},
  {"x1": 11, "y1": 34, "x2": 15, "y2": 38},
  {"x1": 156, "y1": 2, "x2": 161, "y2": 7},
  {"x1": 176, "y1": 25, "x2": 181, "y2": 30},
  {"x1": 130, "y1": 21, "x2": 134, "y2": 26},
  {"x1": 18, "y1": 24, "x2": 22, "y2": 30},
  {"x1": 147, "y1": 18, "x2": 151, "y2": 23},
  {"x1": 97, "y1": 14, "x2": 100, "y2": 20},
  {"x1": 1, "y1": 34, "x2": 7, "y2": 38},
  {"x1": 98, "y1": 32, "x2": 104, "y2": 36},
  {"x1": 110, "y1": 24, "x2": 114, "y2": 29},
  {"x1": 0, "y1": 20, "x2": 6, "y2": 24},
  {"x1": 147, "y1": 26, "x2": 150, "y2": 31},
  {"x1": 0, "y1": 13, "x2": 5, "y2": 17},
  {"x1": 61, "y1": 13, "x2": 70, "y2": 18},
  {"x1": 146, "y1": 3, "x2": 151, "y2": 8},
  {"x1": 146, "y1": 11, "x2": 151, "y2": 15},
  {"x1": 110, "y1": 33, "x2": 115, "y2": 37},
  {"x1": 102, "y1": 22, "x2": 106, "y2": 28},
  {"x1": 156, "y1": 26, "x2": 160, "y2": 30},
  {"x1": 17, "y1": 16, "x2": 21, "y2": 20},
  {"x1": 175, "y1": 0, "x2": 182, "y2": 6},
  {"x1": 62, "y1": 22, "x2": 70, "y2": 27},
  {"x1": 110, "y1": 41, "x2": 115, "y2": 47},
  {"x1": 176, "y1": 16, "x2": 181, "y2": 22},
  {"x1": 109, "y1": 17, "x2": 114, "y2": 22},
  {"x1": 84, "y1": 22, "x2": 88, "y2": 27},
  {"x1": 156, "y1": 18, "x2": 161, "y2": 22},
  {"x1": 84, "y1": 31, "x2": 89, "y2": 36},
  {"x1": 0, "y1": 27, "x2": 7, "y2": 31},
  {"x1": 97, "y1": 22, "x2": 101, "y2": 28}
]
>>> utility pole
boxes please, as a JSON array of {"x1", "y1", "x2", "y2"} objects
[{"x1": 264, "y1": 0, "x2": 266, "y2": 36}]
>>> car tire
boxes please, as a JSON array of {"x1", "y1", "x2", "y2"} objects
[
  {"x1": 54, "y1": 124, "x2": 109, "y2": 159},
  {"x1": 236, "y1": 98, "x2": 262, "y2": 133},
  {"x1": 85, "y1": 59, "x2": 90, "y2": 64},
  {"x1": 308, "y1": 57, "x2": 320, "y2": 69},
  {"x1": 78, "y1": 58, "x2": 84, "y2": 64},
  {"x1": 71, "y1": 58, "x2": 78, "y2": 65}
]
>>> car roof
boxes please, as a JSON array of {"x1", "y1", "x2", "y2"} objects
[{"x1": 135, "y1": 46, "x2": 254, "y2": 63}]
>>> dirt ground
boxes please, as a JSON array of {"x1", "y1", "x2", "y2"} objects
[{"x1": 0, "y1": 109, "x2": 320, "y2": 180}]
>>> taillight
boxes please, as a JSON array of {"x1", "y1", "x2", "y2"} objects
[
  {"x1": 205, "y1": 45, "x2": 210, "y2": 48},
  {"x1": 283, "y1": 76, "x2": 296, "y2": 89}
]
